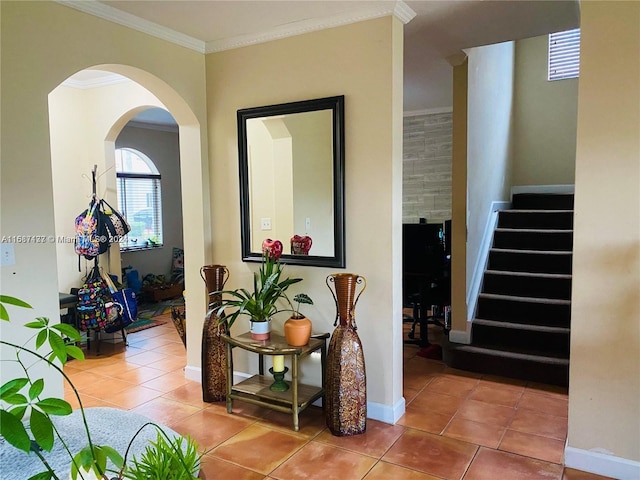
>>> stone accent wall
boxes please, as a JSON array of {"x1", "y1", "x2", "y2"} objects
[{"x1": 403, "y1": 112, "x2": 453, "y2": 224}]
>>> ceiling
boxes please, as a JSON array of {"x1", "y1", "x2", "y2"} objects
[{"x1": 72, "y1": 0, "x2": 580, "y2": 113}]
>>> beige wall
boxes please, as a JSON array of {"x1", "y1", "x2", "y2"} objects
[
  {"x1": 512, "y1": 35, "x2": 578, "y2": 186},
  {"x1": 206, "y1": 17, "x2": 406, "y2": 416},
  {"x1": 568, "y1": 0, "x2": 640, "y2": 467},
  {"x1": 451, "y1": 59, "x2": 468, "y2": 334},
  {"x1": 0, "y1": 1, "x2": 209, "y2": 396}
]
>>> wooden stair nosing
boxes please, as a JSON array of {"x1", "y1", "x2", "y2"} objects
[
  {"x1": 479, "y1": 292, "x2": 571, "y2": 305},
  {"x1": 484, "y1": 270, "x2": 572, "y2": 280},
  {"x1": 454, "y1": 345, "x2": 570, "y2": 365},
  {"x1": 473, "y1": 318, "x2": 570, "y2": 334}
]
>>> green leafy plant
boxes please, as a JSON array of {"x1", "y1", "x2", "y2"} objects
[
  {"x1": 0, "y1": 295, "x2": 202, "y2": 480},
  {"x1": 291, "y1": 293, "x2": 313, "y2": 319},
  {"x1": 213, "y1": 249, "x2": 308, "y2": 328},
  {"x1": 123, "y1": 432, "x2": 200, "y2": 480}
]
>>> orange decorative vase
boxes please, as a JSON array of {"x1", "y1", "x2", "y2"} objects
[
  {"x1": 325, "y1": 273, "x2": 367, "y2": 436},
  {"x1": 284, "y1": 316, "x2": 312, "y2": 346},
  {"x1": 201, "y1": 264, "x2": 229, "y2": 402}
]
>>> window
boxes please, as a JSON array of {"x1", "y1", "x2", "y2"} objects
[
  {"x1": 548, "y1": 28, "x2": 580, "y2": 81},
  {"x1": 115, "y1": 148, "x2": 163, "y2": 251}
]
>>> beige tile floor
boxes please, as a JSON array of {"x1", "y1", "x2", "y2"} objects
[{"x1": 63, "y1": 322, "x2": 613, "y2": 480}]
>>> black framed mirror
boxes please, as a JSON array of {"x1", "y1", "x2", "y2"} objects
[{"x1": 238, "y1": 95, "x2": 345, "y2": 267}]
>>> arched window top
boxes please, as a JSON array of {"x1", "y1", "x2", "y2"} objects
[{"x1": 115, "y1": 147, "x2": 159, "y2": 175}]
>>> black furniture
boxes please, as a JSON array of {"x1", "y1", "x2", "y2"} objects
[{"x1": 402, "y1": 222, "x2": 451, "y2": 347}]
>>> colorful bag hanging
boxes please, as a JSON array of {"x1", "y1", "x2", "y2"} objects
[
  {"x1": 76, "y1": 266, "x2": 113, "y2": 332},
  {"x1": 100, "y1": 199, "x2": 130, "y2": 239}
]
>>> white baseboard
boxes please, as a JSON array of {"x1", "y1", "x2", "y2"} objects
[
  {"x1": 368, "y1": 397, "x2": 406, "y2": 424},
  {"x1": 184, "y1": 365, "x2": 201, "y2": 382},
  {"x1": 449, "y1": 324, "x2": 471, "y2": 344},
  {"x1": 511, "y1": 184, "x2": 575, "y2": 197},
  {"x1": 565, "y1": 445, "x2": 640, "y2": 480},
  {"x1": 467, "y1": 201, "x2": 511, "y2": 322}
]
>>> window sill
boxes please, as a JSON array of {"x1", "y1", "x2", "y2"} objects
[{"x1": 120, "y1": 244, "x2": 164, "y2": 253}]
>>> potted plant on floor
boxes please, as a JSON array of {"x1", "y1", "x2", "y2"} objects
[
  {"x1": 0, "y1": 295, "x2": 203, "y2": 480},
  {"x1": 212, "y1": 239, "x2": 310, "y2": 340}
]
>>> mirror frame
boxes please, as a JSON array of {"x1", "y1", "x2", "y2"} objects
[{"x1": 237, "y1": 95, "x2": 345, "y2": 268}]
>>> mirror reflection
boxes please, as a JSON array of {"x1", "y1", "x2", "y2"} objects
[{"x1": 238, "y1": 96, "x2": 345, "y2": 267}]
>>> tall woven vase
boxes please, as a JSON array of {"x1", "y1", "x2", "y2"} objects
[
  {"x1": 325, "y1": 273, "x2": 367, "y2": 436},
  {"x1": 200, "y1": 265, "x2": 229, "y2": 402}
]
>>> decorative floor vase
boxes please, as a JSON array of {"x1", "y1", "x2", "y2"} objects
[
  {"x1": 325, "y1": 273, "x2": 367, "y2": 436},
  {"x1": 201, "y1": 264, "x2": 229, "y2": 402}
]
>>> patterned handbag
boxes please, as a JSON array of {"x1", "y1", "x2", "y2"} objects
[{"x1": 101, "y1": 199, "x2": 130, "y2": 240}]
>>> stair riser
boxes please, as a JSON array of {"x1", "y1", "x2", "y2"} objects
[
  {"x1": 445, "y1": 347, "x2": 569, "y2": 386},
  {"x1": 498, "y1": 211, "x2": 574, "y2": 230},
  {"x1": 472, "y1": 324, "x2": 570, "y2": 355},
  {"x1": 482, "y1": 274, "x2": 572, "y2": 300},
  {"x1": 512, "y1": 193, "x2": 575, "y2": 210},
  {"x1": 477, "y1": 297, "x2": 571, "y2": 327},
  {"x1": 493, "y1": 231, "x2": 573, "y2": 251},
  {"x1": 488, "y1": 251, "x2": 572, "y2": 274}
]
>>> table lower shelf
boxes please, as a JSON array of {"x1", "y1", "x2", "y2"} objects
[{"x1": 230, "y1": 375, "x2": 323, "y2": 410}]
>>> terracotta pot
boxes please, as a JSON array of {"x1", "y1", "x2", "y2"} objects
[
  {"x1": 250, "y1": 319, "x2": 271, "y2": 340},
  {"x1": 284, "y1": 315, "x2": 312, "y2": 346}
]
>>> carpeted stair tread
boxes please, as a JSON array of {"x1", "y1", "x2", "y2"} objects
[
  {"x1": 495, "y1": 228, "x2": 573, "y2": 234},
  {"x1": 473, "y1": 318, "x2": 570, "y2": 334},
  {"x1": 485, "y1": 270, "x2": 572, "y2": 280},
  {"x1": 501, "y1": 209, "x2": 574, "y2": 214},
  {"x1": 454, "y1": 344, "x2": 569, "y2": 364},
  {"x1": 491, "y1": 247, "x2": 573, "y2": 255},
  {"x1": 478, "y1": 292, "x2": 571, "y2": 305},
  {"x1": 512, "y1": 193, "x2": 574, "y2": 210},
  {"x1": 498, "y1": 210, "x2": 574, "y2": 230}
]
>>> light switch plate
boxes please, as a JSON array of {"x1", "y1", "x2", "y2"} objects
[{"x1": 1, "y1": 244, "x2": 16, "y2": 266}]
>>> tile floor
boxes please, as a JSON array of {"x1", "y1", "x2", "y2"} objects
[{"x1": 63, "y1": 322, "x2": 613, "y2": 480}]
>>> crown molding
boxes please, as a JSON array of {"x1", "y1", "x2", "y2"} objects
[
  {"x1": 56, "y1": 1, "x2": 415, "y2": 56},
  {"x1": 56, "y1": 1, "x2": 206, "y2": 53},
  {"x1": 61, "y1": 72, "x2": 130, "y2": 90},
  {"x1": 205, "y1": 0, "x2": 417, "y2": 53}
]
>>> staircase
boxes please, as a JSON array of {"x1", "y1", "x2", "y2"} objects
[{"x1": 447, "y1": 192, "x2": 574, "y2": 386}]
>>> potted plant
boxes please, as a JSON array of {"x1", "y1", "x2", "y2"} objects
[
  {"x1": 284, "y1": 294, "x2": 314, "y2": 346},
  {"x1": 0, "y1": 295, "x2": 203, "y2": 480},
  {"x1": 213, "y1": 239, "x2": 309, "y2": 340}
]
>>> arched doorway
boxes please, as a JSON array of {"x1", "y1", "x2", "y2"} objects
[{"x1": 48, "y1": 66, "x2": 209, "y2": 374}]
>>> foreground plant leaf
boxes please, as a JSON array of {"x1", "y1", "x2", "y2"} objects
[{"x1": 0, "y1": 409, "x2": 31, "y2": 452}]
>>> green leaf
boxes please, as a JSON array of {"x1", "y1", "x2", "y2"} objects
[
  {"x1": 0, "y1": 378, "x2": 29, "y2": 399},
  {"x1": 9, "y1": 405, "x2": 27, "y2": 420},
  {"x1": 29, "y1": 379, "x2": 45, "y2": 400},
  {"x1": 47, "y1": 331, "x2": 67, "y2": 364},
  {"x1": 0, "y1": 304, "x2": 8, "y2": 321},
  {"x1": 98, "y1": 444, "x2": 124, "y2": 469},
  {"x1": 3, "y1": 393, "x2": 28, "y2": 405},
  {"x1": 0, "y1": 409, "x2": 31, "y2": 452},
  {"x1": 35, "y1": 329, "x2": 48, "y2": 350},
  {"x1": 28, "y1": 472, "x2": 53, "y2": 480},
  {"x1": 36, "y1": 398, "x2": 72, "y2": 416},
  {"x1": 93, "y1": 445, "x2": 108, "y2": 476},
  {"x1": 24, "y1": 320, "x2": 46, "y2": 329},
  {"x1": 65, "y1": 345, "x2": 85, "y2": 361},
  {"x1": 72, "y1": 447, "x2": 95, "y2": 480},
  {"x1": 0, "y1": 295, "x2": 33, "y2": 308},
  {"x1": 30, "y1": 408, "x2": 54, "y2": 451},
  {"x1": 52, "y1": 323, "x2": 81, "y2": 341}
]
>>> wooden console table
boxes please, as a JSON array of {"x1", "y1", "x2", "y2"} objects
[{"x1": 220, "y1": 331, "x2": 329, "y2": 431}]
